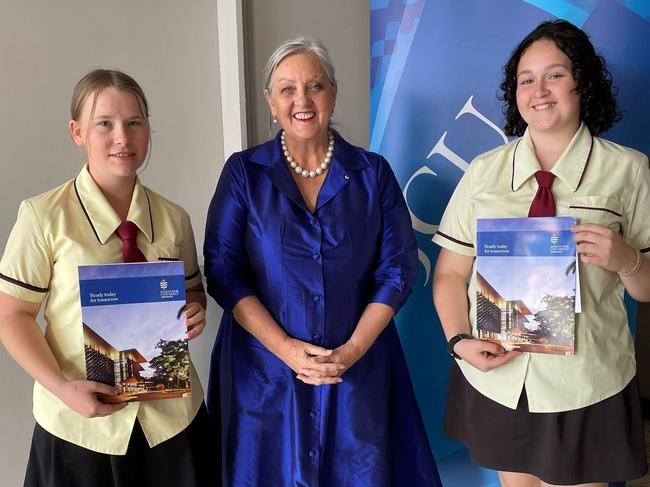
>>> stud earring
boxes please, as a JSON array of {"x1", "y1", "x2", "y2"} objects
[{"x1": 272, "y1": 115, "x2": 278, "y2": 123}]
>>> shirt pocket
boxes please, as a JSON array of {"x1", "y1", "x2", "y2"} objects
[
  {"x1": 155, "y1": 245, "x2": 181, "y2": 261},
  {"x1": 567, "y1": 196, "x2": 623, "y2": 232}
]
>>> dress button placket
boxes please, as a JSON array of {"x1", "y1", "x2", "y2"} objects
[{"x1": 308, "y1": 224, "x2": 324, "y2": 484}]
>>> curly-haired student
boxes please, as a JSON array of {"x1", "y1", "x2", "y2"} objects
[{"x1": 433, "y1": 20, "x2": 650, "y2": 487}]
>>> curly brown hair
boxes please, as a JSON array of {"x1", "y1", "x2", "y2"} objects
[{"x1": 499, "y1": 20, "x2": 620, "y2": 136}]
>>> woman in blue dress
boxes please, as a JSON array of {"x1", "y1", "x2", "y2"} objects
[{"x1": 204, "y1": 36, "x2": 441, "y2": 486}]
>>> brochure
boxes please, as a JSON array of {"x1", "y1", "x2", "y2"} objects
[
  {"x1": 475, "y1": 216, "x2": 577, "y2": 355},
  {"x1": 78, "y1": 261, "x2": 191, "y2": 402}
]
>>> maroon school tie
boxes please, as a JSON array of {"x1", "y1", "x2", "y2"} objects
[
  {"x1": 116, "y1": 221, "x2": 147, "y2": 263},
  {"x1": 528, "y1": 171, "x2": 556, "y2": 217}
]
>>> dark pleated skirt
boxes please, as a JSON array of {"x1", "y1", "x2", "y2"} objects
[
  {"x1": 24, "y1": 403, "x2": 219, "y2": 487},
  {"x1": 445, "y1": 363, "x2": 647, "y2": 485}
]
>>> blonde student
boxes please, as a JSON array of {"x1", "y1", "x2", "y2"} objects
[{"x1": 0, "y1": 69, "x2": 217, "y2": 486}]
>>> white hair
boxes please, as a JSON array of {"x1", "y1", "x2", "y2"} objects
[{"x1": 263, "y1": 36, "x2": 337, "y2": 92}]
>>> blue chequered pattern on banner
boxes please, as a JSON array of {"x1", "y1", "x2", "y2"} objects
[
  {"x1": 370, "y1": 0, "x2": 426, "y2": 152},
  {"x1": 617, "y1": 0, "x2": 650, "y2": 21},
  {"x1": 523, "y1": 0, "x2": 598, "y2": 26}
]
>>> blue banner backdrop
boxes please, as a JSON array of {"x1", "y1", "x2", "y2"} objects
[{"x1": 370, "y1": 1, "x2": 650, "y2": 485}]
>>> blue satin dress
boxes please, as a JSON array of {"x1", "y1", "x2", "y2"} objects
[{"x1": 204, "y1": 132, "x2": 441, "y2": 487}]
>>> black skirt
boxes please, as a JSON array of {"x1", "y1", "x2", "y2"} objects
[
  {"x1": 24, "y1": 403, "x2": 219, "y2": 487},
  {"x1": 445, "y1": 363, "x2": 647, "y2": 485}
]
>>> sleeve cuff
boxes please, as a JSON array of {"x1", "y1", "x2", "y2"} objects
[
  {"x1": 184, "y1": 268, "x2": 203, "y2": 290},
  {"x1": 432, "y1": 231, "x2": 475, "y2": 257},
  {"x1": 369, "y1": 285, "x2": 409, "y2": 312},
  {"x1": 207, "y1": 281, "x2": 256, "y2": 313},
  {"x1": 0, "y1": 274, "x2": 48, "y2": 303}
]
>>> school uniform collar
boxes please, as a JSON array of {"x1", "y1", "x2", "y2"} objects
[
  {"x1": 511, "y1": 121, "x2": 593, "y2": 192},
  {"x1": 74, "y1": 164, "x2": 154, "y2": 245}
]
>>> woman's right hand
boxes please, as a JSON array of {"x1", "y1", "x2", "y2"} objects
[
  {"x1": 277, "y1": 337, "x2": 345, "y2": 386},
  {"x1": 53, "y1": 379, "x2": 128, "y2": 418},
  {"x1": 453, "y1": 338, "x2": 521, "y2": 372},
  {"x1": 231, "y1": 297, "x2": 345, "y2": 385}
]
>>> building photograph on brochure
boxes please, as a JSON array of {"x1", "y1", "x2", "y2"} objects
[
  {"x1": 476, "y1": 216, "x2": 577, "y2": 355},
  {"x1": 79, "y1": 261, "x2": 192, "y2": 402}
]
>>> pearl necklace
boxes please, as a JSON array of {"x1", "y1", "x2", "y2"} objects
[{"x1": 281, "y1": 131, "x2": 334, "y2": 178}]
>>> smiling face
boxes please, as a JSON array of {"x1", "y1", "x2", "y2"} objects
[
  {"x1": 264, "y1": 52, "x2": 336, "y2": 146},
  {"x1": 515, "y1": 39, "x2": 581, "y2": 138},
  {"x1": 69, "y1": 87, "x2": 150, "y2": 186}
]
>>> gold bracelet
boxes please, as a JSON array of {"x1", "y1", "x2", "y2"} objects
[{"x1": 619, "y1": 248, "x2": 642, "y2": 277}]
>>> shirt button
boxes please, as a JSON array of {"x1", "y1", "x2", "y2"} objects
[
  {"x1": 309, "y1": 217, "x2": 318, "y2": 226},
  {"x1": 309, "y1": 410, "x2": 317, "y2": 419},
  {"x1": 308, "y1": 449, "x2": 317, "y2": 459},
  {"x1": 313, "y1": 334, "x2": 322, "y2": 342},
  {"x1": 312, "y1": 252, "x2": 320, "y2": 260},
  {"x1": 313, "y1": 294, "x2": 321, "y2": 302}
]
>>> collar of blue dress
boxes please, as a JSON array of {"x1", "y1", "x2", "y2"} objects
[{"x1": 249, "y1": 130, "x2": 369, "y2": 213}]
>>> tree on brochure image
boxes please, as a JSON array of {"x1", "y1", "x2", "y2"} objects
[
  {"x1": 149, "y1": 339, "x2": 190, "y2": 389},
  {"x1": 532, "y1": 294, "x2": 575, "y2": 346}
]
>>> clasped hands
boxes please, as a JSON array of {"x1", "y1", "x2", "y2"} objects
[{"x1": 278, "y1": 336, "x2": 363, "y2": 386}]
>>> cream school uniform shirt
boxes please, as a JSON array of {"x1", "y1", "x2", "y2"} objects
[
  {"x1": 0, "y1": 165, "x2": 204, "y2": 454},
  {"x1": 433, "y1": 122, "x2": 650, "y2": 412}
]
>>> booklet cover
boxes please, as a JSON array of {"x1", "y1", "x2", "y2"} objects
[
  {"x1": 78, "y1": 261, "x2": 191, "y2": 402},
  {"x1": 475, "y1": 217, "x2": 577, "y2": 355}
]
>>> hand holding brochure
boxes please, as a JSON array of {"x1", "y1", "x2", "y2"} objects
[
  {"x1": 476, "y1": 217, "x2": 577, "y2": 355},
  {"x1": 78, "y1": 261, "x2": 191, "y2": 402}
]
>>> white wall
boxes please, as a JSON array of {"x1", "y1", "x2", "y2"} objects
[{"x1": 0, "y1": 1, "x2": 223, "y2": 484}]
